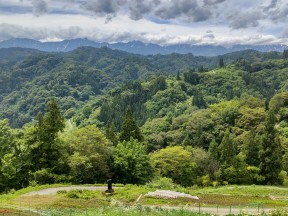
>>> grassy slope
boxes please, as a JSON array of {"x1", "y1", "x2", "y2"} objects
[
  {"x1": 0, "y1": 184, "x2": 287, "y2": 207},
  {"x1": 0, "y1": 184, "x2": 287, "y2": 215}
]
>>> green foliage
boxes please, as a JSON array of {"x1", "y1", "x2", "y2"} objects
[
  {"x1": 119, "y1": 108, "x2": 143, "y2": 142},
  {"x1": 183, "y1": 71, "x2": 200, "y2": 85},
  {"x1": 106, "y1": 122, "x2": 119, "y2": 146},
  {"x1": 218, "y1": 128, "x2": 236, "y2": 167},
  {"x1": 259, "y1": 110, "x2": 283, "y2": 185},
  {"x1": 0, "y1": 119, "x2": 14, "y2": 158},
  {"x1": 66, "y1": 125, "x2": 112, "y2": 184},
  {"x1": 242, "y1": 130, "x2": 261, "y2": 166},
  {"x1": 1, "y1": 48, "x2": 288, "y2": 190},
  {"x1": 146, "y1": 177, "x2": 175, "y2": 189},
  {"x1": 63, "y1": 189, "x2": 103, "y2": 199},
  {"x1": 113, "y1": 139, "x2": 153, "y2": 184},
  {"x1": 151, "y1": 146, "x2": 196, "y2": 186},
  {"x1": 192, "y1": 90, "x2": 207, "y2": 108},
  {"x1": 27, "y1": 99, "x2": 68, "y2": 184}
]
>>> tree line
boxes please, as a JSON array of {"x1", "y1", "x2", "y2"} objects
[
  {"x1": 0, "y1": 93, "x2": 287, "y2": 193},
  {"x1": 1, "y1": 50, "x2": 288, "y2": 192}
]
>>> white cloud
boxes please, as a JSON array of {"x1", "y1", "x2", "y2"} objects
[{"x1": 0, "y1": 0, "x2": 287, "y2": 45}]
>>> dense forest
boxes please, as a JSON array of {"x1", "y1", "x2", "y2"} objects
[{"x1": 0, "y1": 47, "x2": 288, "y2": 192}]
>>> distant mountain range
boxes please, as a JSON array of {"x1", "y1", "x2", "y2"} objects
[{"x1": 0, "y1": 38, "x2": 287, "y2": 56}]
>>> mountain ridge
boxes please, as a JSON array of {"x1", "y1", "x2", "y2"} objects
[{"x1": 1, "y1": 38, "x2": 287, "y2": 56}]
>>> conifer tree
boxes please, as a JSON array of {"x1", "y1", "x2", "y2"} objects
[
  {"x1": 192, "y1": 90, "x2": 207, "y2": 108},
  {"x1": 219, "y1": 57, "x2": 224, "y2": 67},
  {"x1": 43, "y1": 98, "x2": 65, "y2": 142},
  {"x1": 119, "y1": 107, "x2": 143, "y2": 142},
  {"x1": 176, "y1": 71, "x2": 181, "y2": 80},
  {"x1": 218, "y1": 128, "x2": 236, "y2": 167},
  {"x1": 208, "y1": 139, "x2": 219, "y2": 161},
  {"x1": 244, "y1": 130, "x2": 260, "y2": 167},
  {"x1": 30, "y1": 99, "x2": 65, "y2": 173},
  {"x1": 106, "y1": 122, "x2": 118, "y2": 146},
  {"x1": 259, "y1": 110, "x2": 283, "y2": 185}
]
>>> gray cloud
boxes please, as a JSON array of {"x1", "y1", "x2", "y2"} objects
[
  {"x1": 80, "y1": 0, "x2": 118, "y2": 15},
  {"x1": 22, "y1": 0, "x2": 213, "y2": 23},
  {"x1": 52, "y1": 26, "x2": 82, "y2": 39},
  {"x1": 228, "y1": 11, "x2": 263, "y2": 29},
  {"x1": 268, "y1": 5, "x2": 288, "y2": 22},
  {"x1": 128, "y1": 0, "x2": 156, "y2": 20},
  {"x1": 0, "y1": 23, "x2": 82, "y2": 41},
  {"x1": 203, "y1": 0, "x2": 226, "y2": 6},
  {"x1": 263, "y1": 0, "x2": 278, "y2": 12},
  {"x1": 203, "y1": 33, "x2": 215, "y2": 39},
  {"x1": 155, "y1": 0, "x2": 212, "y2": 22},
  {"x1": 0, "y1": 23, "x2": 45, "y2": 40},
  {"x1": 11, "y1": 0, "x2": 288, "y2": 31},
  {"x1": 32, "y1": 0, "x2": 47, "y2": 16}
]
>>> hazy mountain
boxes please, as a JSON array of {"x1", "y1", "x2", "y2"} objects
[{"x1": 1, "y1": 38, "x2": 288, "y2": 56}]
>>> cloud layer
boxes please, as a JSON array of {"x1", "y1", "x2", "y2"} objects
[{"x1": 0, "y1": 0, "x2": 287, "y2": 45}]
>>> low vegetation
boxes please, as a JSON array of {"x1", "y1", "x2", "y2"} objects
[{"x1": 0, "y1": 183, "x2": 287, "y2": 215}]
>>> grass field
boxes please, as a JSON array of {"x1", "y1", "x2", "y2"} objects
[{"x1": 0, "y1": 184, "x2": 287, "y2": 215}]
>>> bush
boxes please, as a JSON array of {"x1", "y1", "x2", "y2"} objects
[{"x1": 146, "y1": 177, "x2": 175, "y2": 189}]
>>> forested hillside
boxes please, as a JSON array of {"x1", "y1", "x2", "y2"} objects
[
  {"x1": 0, "y1": 47, "x2": 283, "y2": 128},
  {"x1": 0, "y1": 47, "x2": 288, "y2": 192}
]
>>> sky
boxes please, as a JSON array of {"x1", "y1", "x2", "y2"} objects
[{"x1": 0, "y1": 0, "x2": 288, "y2": 46}]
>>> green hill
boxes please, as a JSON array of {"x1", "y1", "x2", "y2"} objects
[{"x1": 0, "y1": 47, "x2": 283, "y2": 127}]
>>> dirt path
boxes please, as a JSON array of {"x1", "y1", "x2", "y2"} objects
[{"x1": 22, "y1": 186, "x2": 107, "y2": 196}]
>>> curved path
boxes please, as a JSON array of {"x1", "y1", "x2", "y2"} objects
[{"x1": 22, "y1": 186, "x2": 107, "y2": 196}]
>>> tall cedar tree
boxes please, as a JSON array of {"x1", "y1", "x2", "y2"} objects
[
  {"x1": 106, "y1": 122, "x2": 119, "y2": 146},
  {"x1": 176, "y1": 71, "x2": 181, "y2": 80},
  {"x1": 192, "y1": 90, "x2": 207, "y2": 109},
  {"x1": 119, "y1": 108, "x2": 143, "y2": 142},
  {"x1": 244, "y1": 130, "x2": 260, "y2": 167},
  {"x1": 219, "y1": 57, "x2": 224, "y2": 67},
  {"x1": 32, "y1": 99, "x2": 65, "y2": 171},
  {"x1": 218, "y1": 128, "x2": 236, "y2": 167},
  {"x1": 259, "y1": 110, "x2": 283, "y2": 185}
]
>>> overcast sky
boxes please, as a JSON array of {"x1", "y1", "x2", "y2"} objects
[{"x1": 0, "y1": 0, "x2": 288, "y2": 46}]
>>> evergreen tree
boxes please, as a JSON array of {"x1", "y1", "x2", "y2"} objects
[
  {"x1": 219, "y1": 57, "x2": 224, "y2": 67},
  {"x1": 208, "y1": 139, "x2": 219, "y2": 161},
  {"x1": 192, "y1": 90, "x2": 207, "y2": 109},
  {"x1": 218, "y1": 128, "x2": 236, "y2": 167},
  {"x1": 193, "y1": 127, "x2": 206, "y2": 148},
  {"x1": 119, "y1": 108, "x2": 143, "y2": 142},
  {"x1": 42, "y1": 98, "x2": 65, "y2": 142},
  {"x1": 198, "y1": 66, "x2": 205, "y2": 72},
  {"x1": 176, "y1": 71, "x2": 181, "y2": 80},
  {"x1": 29, "y1": 99, "x2": 66, "y2": 181},
  {"x1": 259, "y1": 110, "x2": 283, "y2": 185},
  {"x1": 106, "y1": 122, "x2": 118, "y2": 146},
  {"x1": 244, "y1": 130, "x2": 260, "y2": 167},
  {"x1": 183, "y1": 71, "x2": 200, "y2": 85}
]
